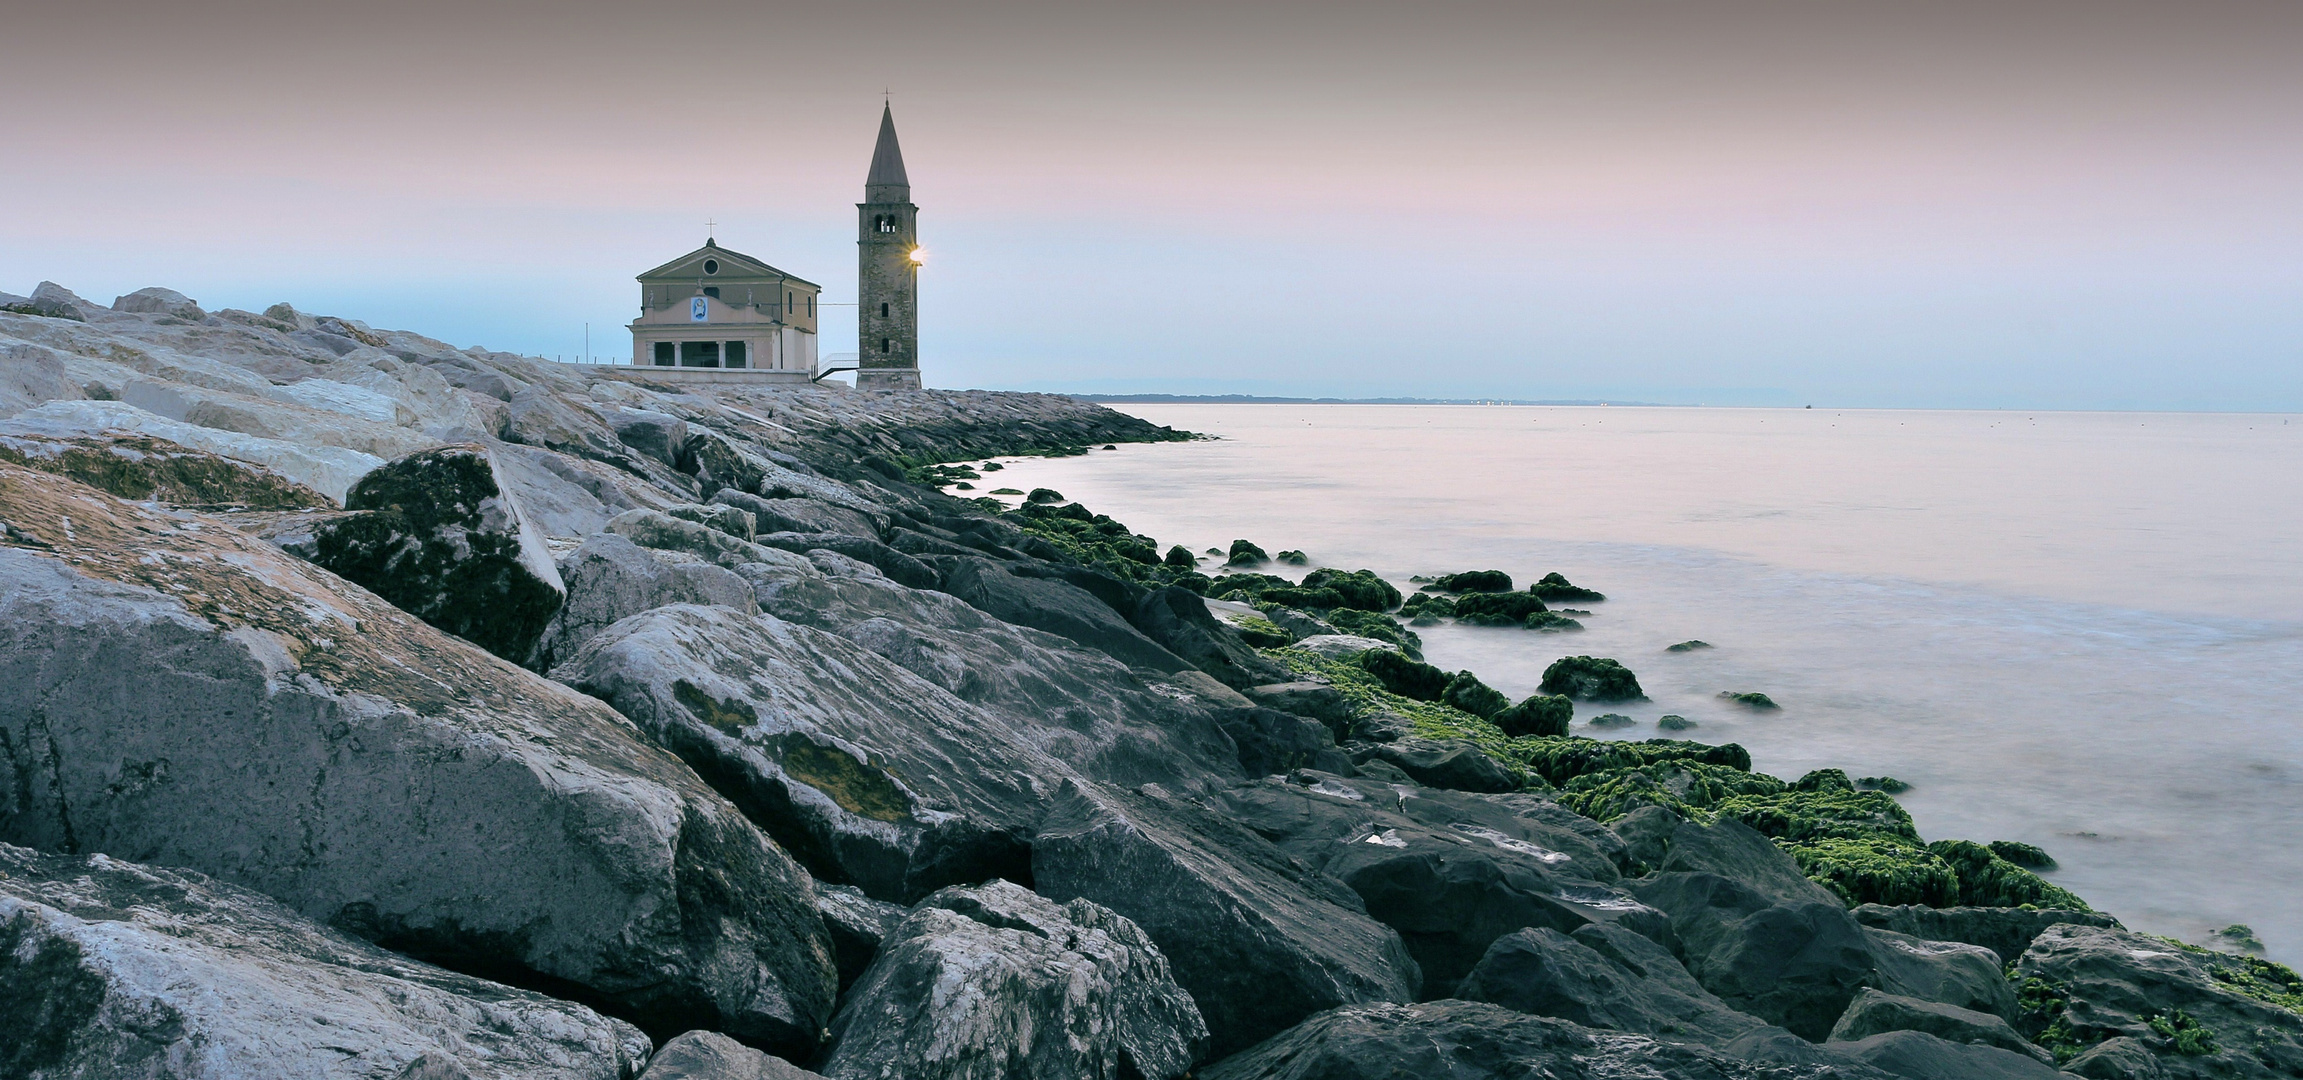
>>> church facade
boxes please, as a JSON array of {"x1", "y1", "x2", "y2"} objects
[{"x1": 628, "y1": 242, "x2": 820, "y2": 377}]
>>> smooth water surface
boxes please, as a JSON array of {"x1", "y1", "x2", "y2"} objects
[{"x1": 982, "y1": 405, "x2": 2303, "y2": 962}]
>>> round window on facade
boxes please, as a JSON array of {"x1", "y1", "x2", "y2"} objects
[{"x1": 703, "y1": 259, "x2": 720, "y2": 275}]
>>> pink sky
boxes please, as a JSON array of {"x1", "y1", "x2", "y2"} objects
[{"x1": 4, "y1": 1, "x2": 2297, "y2": 406}]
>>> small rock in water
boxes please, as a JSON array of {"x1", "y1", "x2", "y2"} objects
[
  {"x1": 981, "y1": 461, "x2": 1004, "y2": 470},
  {"x1": 1429, "y1": 569, "x2": 1513, "y2": 593},
  {"x1": 1522, "y1": 611, "x2": 1583, "y2": 632},
  {"x1": 1718, "y1": 691, "x2": 1778, "y2": 709},
  {"x1": 2211, "y1": 924, "x2": 2266, "y2": 953},
  {"x1": 1164, "y1": 544, "x2": 1198, "y2": 568},
  {"x1": 1657, "y1": 714, "x2": 1697, "y2": 731},
  {"x1": 1205, "y1": 546, "x2": 1224, "y2": 555},
  {"x1": 1103, "y1": 443, "x2": 1118, "y2": 449},
  {"x1": 1666, "y1": 639, "x2": 1713, "y2": 652},
  {"x1": 1528, "y1": 571, "x2": 1605, "y2": 602},
  {"x1": 1228, "y1": 539, "x2": 1270, "y2": 566},
  {"x1": 1276, "y1": 549, "x2": 1309, "y2": 565},
  {"x1": 1027, "y1": 487, "x2": 1065, "y2": 503},
  {"x1": 1492, "y1": 694, "x2": 1573, "y2": 738},
  {"x1": 1539, "y1": 656, "x2": 1645, "y2": 702},
  {"x1": 1987, "y1": 840, "x2": 2056, "y2": 870},
  {"x1": 990, "y1": 487, "x2": 1023, "y2": 495},
  {"x1": 952, "y1": 481, "x2": 973, "y2": 490},
  {"x1": 1586, "y1": 713, "x2": 1636, "y2": 729},
  {"x1": 1856, "y1": 775, "x2": 1910, "y2": 793}
]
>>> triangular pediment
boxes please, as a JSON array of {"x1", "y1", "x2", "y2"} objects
[{"x1": 638, "y1": 242, "x2": 819, "y2": 289}]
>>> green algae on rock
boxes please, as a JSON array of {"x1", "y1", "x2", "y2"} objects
[
  {"x1": 1527, "y1": 572, "x2": 1605, "y2": 602},
  {"x1": 1539, "y1": 656, "x2": 1646, "y2": 701}
]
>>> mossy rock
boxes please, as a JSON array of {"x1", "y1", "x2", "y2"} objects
[
  {"x1": 1791, "y1": 768, "x2": 1855, "y2": 793},
  {"x1": 1301, "y1": 568, "x2": 1400, "y2": 612},
  {"x1": 1516, "y1": 736, "x2": 1753, "y2": 787},
  {"x1": 1657, "y1": 714, "x2": 1697, "y2": 731},
  {"x1": 1493, "y1": 694, "x2": 1573, "y2": 739},
  {"x1": 1586, "y1": 713, "x2": 1636, "y2": 729},
  {"x1": 1026, "y1": 487, "x2": 1065, "y2": 503},
  {"x1": 989, "y1": 487, "x2": 1024, "y2": 495},
  {"x1": 1163, "y1": 545, "x2": 1198, "y2": 569},
  {"x1": 1557, "y1": 760, "x2": 1785, "y2": 822},
  {"x1": 1855, "y1": 776, "x2": 1910, "y2": 794},
  {"x1": 1987, "y1": 840, "x2": 2056, "y2": 869},
  {"x1": 1718, "y1": 691, "x2": 1779, "y2": 709},
  {"x1": 1399, "y1": 593, "x2": 1456, "y2": 618},
  {"x1": 1324, "y1": 608, "x2": 1421, "y2": 657},
  {"x1": 1711, "y1": 788, "x2": 1921, "y2": 845},
  {"x1": 1429, "y1": 570, "x2": 1512, "y2": 593},
  {"x1": 1665, "y1": 640, "x2": 1713, "y2": 652},
  {"x1": 1356, "y1": 649, "x2": 1452, "y2": 702},
  {"x1": 1527, "y1": 572, "x2": 1605, "y2": 602},
  {"x1": 0, "y1": 434, "x2": 332, "y2": 509},
  {"x1": 1522, "y1": 611, "x2": 1584, "y2": 632},
  {"x1": 1538, "y1": 656, "x2": 1645, "y2": 702},
  {"x1": 1231, "y1": 616, "x2": 1294, "y2": 649},
  {"x1": 1226, "y1": 539, "x2": 1269, "y2": 566},
  {"x1": 1275, "y1": 549, "x2": 1309, "y2": 565},
  {"x1": 1259, "y1": 586, "x2": 1346, "y2": 610},
  {"x1": 1928, "y1": 840, "x2": 2091, "y2": 911},
  {"x1": 1784, "y1": 836, "x2": 1960, "y2": 907},
  {"x1": 1453, "y1": 592, "x2": 1549, "y2": 624},
  {"x1": 1440, "y1": 673, "x2": 1510, "y2": 720}
]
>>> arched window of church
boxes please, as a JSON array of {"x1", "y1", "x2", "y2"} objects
[{"x1": 880, "y1": 302, "x2": 889, "y2": 317}]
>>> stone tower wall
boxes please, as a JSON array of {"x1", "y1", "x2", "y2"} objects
[{"x1": 856, "y1": 200, "x2": 920, "y2": 389}]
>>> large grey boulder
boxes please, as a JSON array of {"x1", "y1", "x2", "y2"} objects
[
  {"x1": 1198, "y1": 999, "x2": 1901, "y2": 1080},
  {"x1": 815, "y1": 883, "x2": 907, "y2": 993},
  {"x1": 111, "y1": 286, "x2": 205, "y2": 320},
  {"x1": 0, "y1": 465, "x2": 838, "y2": 1054},
  {"x1": 558, "y1": 603, "x2": 1052, "y2": 902},
  {"x1": 1217, "y1": 772, "x2": 1653, "y2": 997},
  {"x1": 1031, "y1": 782, "x2": 1422, "y2": 1057},
  {"x1": 1854, "y1": 903, "x2": 2121, "y2": 965},
  {"x1": 2013, "y1": 923, "x2": 2303, "y2": 1079},
  {"x1": 295, "y1": 444, "x2": 566, "y2": 661},
  {"x1": 821, "y1": 880, "x2": 1208, "y2": 1080},
  {"x1": 0, "y1": 428, "x2": 333, "y2": 508},
  {"x1": 1829, "y1": 1030, "x2": 2066, "y2": 1080},
  {"x1": 0, "y1": 843, "x2": 650, "y2": 1080},
  {"x1": 1129, "y1": 584, "x2": 1283, "y2": 689},
  {"x1": 737, "y1": 548, "x2": 1245, "y2": 796},
  {"x1": 532, "y1": 532, "x2": 756, "y2": 670},
  {"x1": 1456, "y1": 924, "x2": 1778, "y2": 1047},
  {"x1": 638, "y1": 1031, "x2": 823, "y2": 1080},
  {"x1": 712, "y1": 488, "x2": 882, "y2": 540},
  {"x1": 601, "y1": 406, "x2": 691, "y2": 468},
  {"x1": 756, "y1": 530, "x2": 938, "y2": 589},
  {"x1": 928, "y1": 554, "x2": 1192, "y2": 672},
  {"x1": 25, "y1": 281, "x2": 98, "y2": 320},
  {"x1": 1349, "y1": 736, "x2": 1521, "y2": 792},
  {"x1": 1828, "y1": 989, "x2": 2050, "y2": 1063},
  {"x1": 1630, "y1": 817, "x2": 2008, "y2": 1041}
]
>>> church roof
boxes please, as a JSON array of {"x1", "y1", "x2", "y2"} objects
[
  {"x1": 637, "y1": 239, "x2": 819, "y2": 288},
  {"x1": 865, "y1": 104, "x2": 910, "y2": 200}
]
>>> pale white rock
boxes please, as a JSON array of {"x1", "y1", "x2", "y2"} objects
[
  {"x1": 0, "y1": 843, "x2": 651, "y2": 1080},
  {"x1": 268, "y1": 375, "x2": 412, "y2": 425},
  {"x1": 1290, "y1": 633, "x2": 1401, "y2": 659},
  {"x1": 1, "y1": 399, "x2": 384, "y2": 502}
]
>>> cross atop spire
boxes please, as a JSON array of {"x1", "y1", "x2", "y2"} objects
[{"x1": 865, "y1": 103, "x2": 910, "y2": 203}]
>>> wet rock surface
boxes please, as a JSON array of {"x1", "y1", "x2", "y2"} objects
[
  {"x1": 820, "y1": 880, "x2": 1207, "y2": 1080},
  {"x1": 0, "y1": 842, "x2": 650, "y2": 1080}
]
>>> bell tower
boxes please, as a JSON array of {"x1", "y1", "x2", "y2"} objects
[{"x1": 856, "y1": 104, "x2": 922, "y2": 390}]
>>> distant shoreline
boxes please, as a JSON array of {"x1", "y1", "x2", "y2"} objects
[{"x1": 1069, "y1": 393, "x2": 1673, "y2": 407}]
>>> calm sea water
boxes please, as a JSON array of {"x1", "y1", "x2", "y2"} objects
[{"x1": 982, "y1": 405, "x2": 2303, "y2": 963}]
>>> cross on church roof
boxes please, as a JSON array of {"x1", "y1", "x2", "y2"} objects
[{"x1": 706, "y1": 218, "x2": 717, "y2": 242}]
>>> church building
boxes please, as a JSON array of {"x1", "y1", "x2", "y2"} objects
[
  {"x1": 622, "y1": 105, "x2": 922, "y2": 387},
  {"x1": 628, "y1": 241, "x2": 820, "y2": 376}
]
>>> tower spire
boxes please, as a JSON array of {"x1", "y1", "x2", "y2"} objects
[{"x1": 865, "y1": 103, "x2": 910, "y2": 203}]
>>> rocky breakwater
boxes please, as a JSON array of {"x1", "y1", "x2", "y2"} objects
[{"x1": 2, "y1": 283, "x2": 2300, "y2": 1080}]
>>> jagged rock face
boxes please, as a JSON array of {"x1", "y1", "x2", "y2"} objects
[
  {"x1": 1457, "y1": 924, "x2": 1779, "y2": 1048},
  {"x1": 301, "y1": 444, "x2": 566, "y2": 660},
  {"x1": 1216, "y1": 772, "x2": 1650, "y2": 997},
  {"x1": 0, "y1": 843, "x2": 650, "y2": 1080},
  {"x1": 2016, "y1": 924, "x2": 2303, "y2": 1080},
  {"x1": 1031, "y1": 782, "x2": 1423, "y2": 1058},
  {"x1": 1828, "y1": 1030, "x2": 2066, "y2": 1079},
  {"x1": 640, "y1": 1031, "x2": 825, "y2": 1080},
  {"x1": 821, "y1": 881, "x2": 1209, "y2": 1080},
  {"x1": 815, "y1": 884, "x2": 907, "y2": 994},
  {"x1": 928, "y1": 554, "x2": 1192, "y2": 673},
  {"x1": 534, "y1": 532, "x2": 757, "y2": 671},
  {"x1": 1853, "y1": 903, "x2": 2122, "y2": 966},
  {"x1": 1197, "y1": 999, "x2": 1898, "y2": 1080},
  {"x1": 735, "y1": 549, "x2": 1245, "y2": 796},
  {"x1": 1827, "y1": 988, "x2": 2051, "y2": 1063},
  {"x1": 0, "y1": 429, "x2": 334, "y2": 508},
  {"x1": 559, "y1": 603, "x2": 1054, "y2": 903},
  {"x1": 1629, "y1": 818, "x2": 2010, "y2": 1041},
  {"x1": 1348, "y1": 736, "x2": 1522, "y2": 793},
  {"x1": 0, "y1": 466, "x2": 837, "y2": 1053}
]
